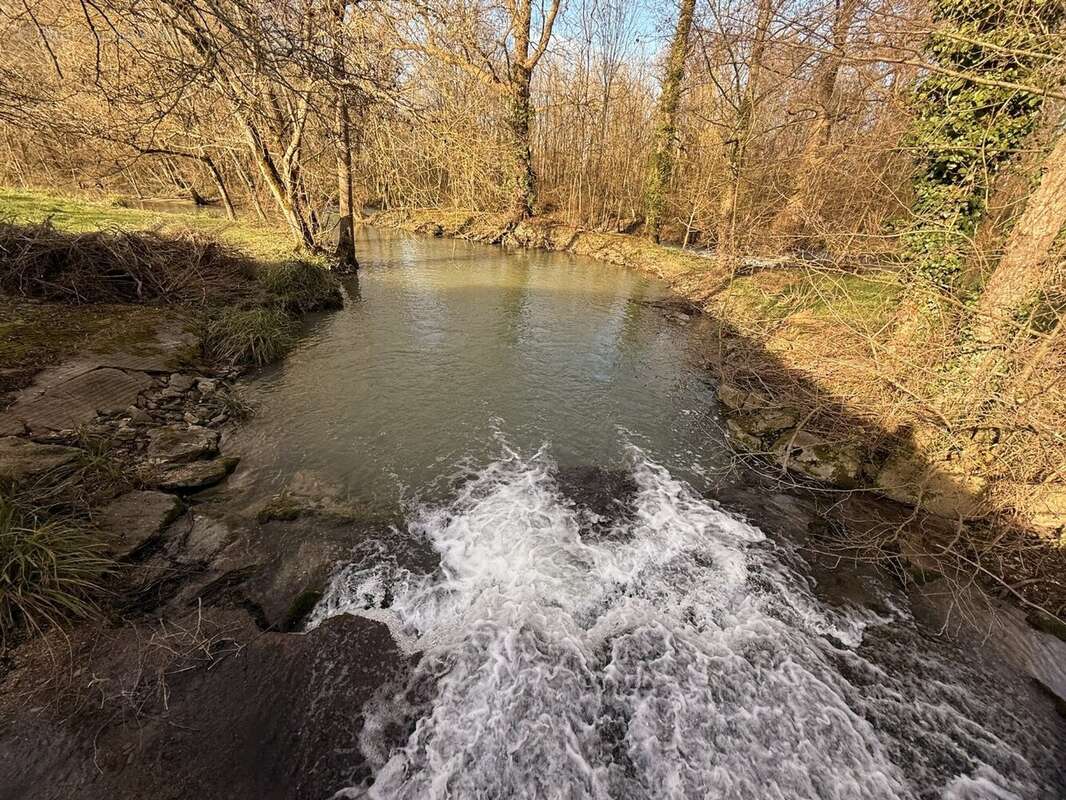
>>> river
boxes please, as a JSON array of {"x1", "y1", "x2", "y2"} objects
[{"x1": 228, "y1": 227, "x2": 1066, "y2": 799}]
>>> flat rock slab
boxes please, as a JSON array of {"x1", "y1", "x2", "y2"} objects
[
  {"x1": 97, "y1": 490, "x2": 182, "y2": 558},
  {"x1": 1, "y1": 367, "x2": 153, "y2": 434},
  {"x1": 147, "y1": 426, "x2": 220, "y2": 465},
  {"x1": 144, "y1": 457, "x2": 239, "y2": 493},
  {"x1": 0, "y1": 436, "x2": 83, "y2": 484}
]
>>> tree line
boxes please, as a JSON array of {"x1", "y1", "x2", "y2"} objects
[{"x1": 1, "y1": 0, "x2": 1063, "y2": 313}]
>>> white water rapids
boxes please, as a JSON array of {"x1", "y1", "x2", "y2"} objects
[{"x1": 309, "y1": 448, "x2": 1060, "y2": 799}]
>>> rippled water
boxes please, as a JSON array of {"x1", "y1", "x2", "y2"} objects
[
  {"x1": 228, "y1": 227, "x2": 727, "y2": 503},
  {"x1": 312, "y1": 448, "x2": 1064, "y2": 799}
]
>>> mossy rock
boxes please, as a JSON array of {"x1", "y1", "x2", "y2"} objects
[{"x1": 257, "y1": 492, "x2": 305, "y2": 524}]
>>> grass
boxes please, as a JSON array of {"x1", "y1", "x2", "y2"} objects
[
  {"x1": 720, "y1": 269, "x2": 902, "y2": 328},
  {"x1": 0, "y1": 187, "x2": 348, "y2": 372},
  {"x1": 260, "y1": 260, "x2": 343, "y2": 313},
  {"x1": 0, "y1": 495, "x2": 115, "y2": 642},
  {"x1": 0, "y1": 188, "x2": 299, "y2": 263},
  {"x1": 203, "y1": 307, "x2": 297, "y2": 366}
]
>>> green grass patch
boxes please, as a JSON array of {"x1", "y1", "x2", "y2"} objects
[
  {"x1": 260, "y1": 260, "x2": 343, "y2": 313},
  {"x1": 724, "y1": 269, "x2": 901, "y2": 328},
  {"x1": 203, "y1": 307, "x2": 296, "y2": 366},
  {"x1": 0, "y1": 187, "x2": 300, "y2": 264},
  {"x1": 0, "y1": 495, "x2": 115, "y2": 642}
]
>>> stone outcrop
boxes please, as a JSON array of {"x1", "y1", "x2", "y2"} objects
[
  {"x1": 143, "y1": 457, "x2": 240, "y2": 493},
  {"x1": 0, "y1": 436, "x2": 82, "y2": 484}
]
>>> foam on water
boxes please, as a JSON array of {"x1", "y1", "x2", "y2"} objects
[{"x1": 310, "y1": 448, "x2": 1057, "y2": 799}]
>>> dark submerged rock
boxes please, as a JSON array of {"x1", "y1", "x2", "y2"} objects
[{"x1": 555, "y1": 465, "x2": 639, "y2": 539}]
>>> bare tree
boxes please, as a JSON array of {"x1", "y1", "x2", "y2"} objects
[{"x1": 644, "y1": 0, "x2": 697, "y2": 243}]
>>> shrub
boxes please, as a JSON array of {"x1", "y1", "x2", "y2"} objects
[
  {"x1": 203, "y1": 307, "x2": 296, "y2": 366},
  {"x1": 259, "y1": 260, "x2": 343, "y2": 313},
  {"x1": 0, "y1": 497, "x2": 114, "y2": 641}
]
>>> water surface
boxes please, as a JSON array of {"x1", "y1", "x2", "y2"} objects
[
  {"x1": 231, "y1": 227, "x2": 728, "y2": 502},
  {"x1": 229, "y1": 226, "x2": 1066, "y2": 798}
]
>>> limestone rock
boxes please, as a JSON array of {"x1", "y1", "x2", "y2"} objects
[
  {"x1": 0, "y1": 436, "x2": 82, "y2": 484},
  {"x1": 772, "y1": 430, "x2": 863, "y2": 487},
  {"x1": 1, "y1": 367, "x2": 153, "y2": 433},
  {"x1": 716, "y1": 382, "x2": 774, "y2": 412},
  {"x1": 168, "y1": 373, "x2": 198, "y2": 392},
  {"x1": 97, "y1": 490, "x2": 182, "y2": 558},
  {"x1": 725, "y1": 418, "x2": 766, "y2": 453},
  {"x1": 181, "y1": 514, "x2": 232, "y2": 563},
  {"x1": 875, "y1": 454, "x2": 988, "y2": 520},
  {"x1": 145, "y1": 457, "x2": 239, "y2": 493},
  {"x1": 146, "y1": 425, "x2": 219, "y2": 465}
]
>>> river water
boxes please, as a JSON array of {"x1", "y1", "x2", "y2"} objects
[{"x1": 230, "y1": 228, "x2": 1066, "y2": 799}]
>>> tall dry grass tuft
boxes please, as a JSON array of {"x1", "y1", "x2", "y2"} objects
[
  {"x1": 0, "y1": 219, "x2": 257, "y2": 305},
  {"x1": 0, "y1": 496, "x2": 115, "y2": 644}
]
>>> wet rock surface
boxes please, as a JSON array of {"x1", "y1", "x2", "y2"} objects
[
  {"x1": 0, "y1": 611, "x2": 406, "y2": 800},
  {"x1": 146, "y1": 425, "x2": 220, "y2": 464},
  {"x1": 96, "y1": 489, "x2": 182, "y2": 558},
  {"x1": 144, "y1": 456, "x2": 240, "y2": 493},
  {"x1": 0, "y1": 435, "x2": 82, "y2": 483},
  {"x1": 0, "y1": 367, "x2": 154, "y2": 435}
]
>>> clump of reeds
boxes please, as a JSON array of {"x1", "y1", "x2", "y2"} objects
[
  {"x1": 259, "y1": 260, "x2": 343, "y2": 313},
  {"x1": 202, "y1": 307, "x2": 296, "y2": 366},
  {"x1": 0, "y1": 495, "x2": 115, "y2": 643}
]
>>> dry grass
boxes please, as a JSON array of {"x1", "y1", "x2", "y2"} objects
[
  {"x1": 0, "y1": 496, "x2": 116, "y2": 644},
  {"x1": 0, "y1": 218, "x2": 257, "y2": 305}
]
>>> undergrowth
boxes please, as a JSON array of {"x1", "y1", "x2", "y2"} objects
[{"x1": 0, "y1": 495, "x2": 115, "y2": 643}]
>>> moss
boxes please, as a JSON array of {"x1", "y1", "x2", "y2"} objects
[
  {"x1": 0, "y1": 299, "x2": 174, "y2": 376},
  {"x1": 257, "y1": 492, "x2": 305, "y2": 524}
]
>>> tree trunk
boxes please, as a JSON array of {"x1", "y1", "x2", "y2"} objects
[
  {"x1": 334, "y1": 91, "x2": 358, "y2": 271},
  {"x1": 331, "y1": 0, "x2": 357, "y2": 271},
  {"x1": 644, "y1": 0, "x2": 697, "y2": 243},
  {"x1": 717, "y1": 0, "x2": 773, "y2": 262},
  {"x1": 974, "y1": 131, "x2": 1066, "y2": 342},
  {"x1": 508, "y1": 2, "x2": 536, "y2": 221},
  {"x1": 239, "y1": 110, "x2": 315, "y2": 250},
  {"x1": 770, "y1": 0, "x2": 858, "y2": 247},
  {"x1": 202, "y1": 154, "x2": 236, "y2": 220},
  {"x1": 963, "y1": 132, "x2": 1066, "y2": 414}
]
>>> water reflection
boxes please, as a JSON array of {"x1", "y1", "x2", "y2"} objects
[{"x1": 228, "y1": 226, "x2": 728, "y2": 504}]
